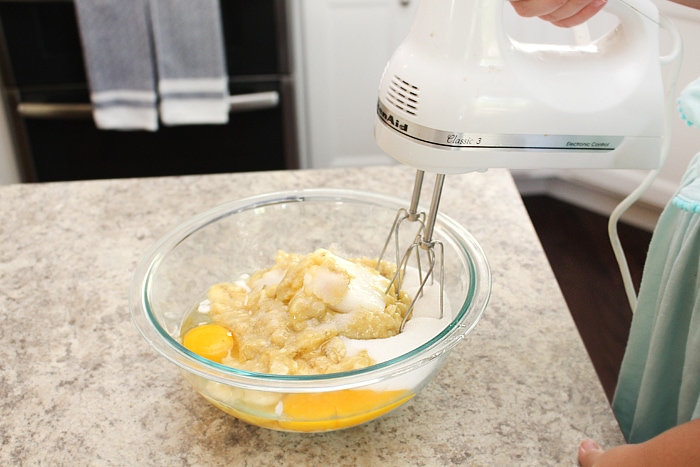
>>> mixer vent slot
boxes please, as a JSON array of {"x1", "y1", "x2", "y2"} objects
[{"x1": 387, "y1": 75, "x2": 419, "y2": 115}]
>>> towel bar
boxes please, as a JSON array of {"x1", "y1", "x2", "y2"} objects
[{"x1": 17, "y1": 91, "x2": 280, "y2": 119}]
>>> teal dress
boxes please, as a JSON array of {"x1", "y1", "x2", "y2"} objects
[{"x1": 611, "y1": 77, "x2": 700, "y2": 443}]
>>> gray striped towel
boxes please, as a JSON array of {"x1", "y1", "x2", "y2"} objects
[{"x1": 75, "y1": 0, "x2": 229, "y2": 131}]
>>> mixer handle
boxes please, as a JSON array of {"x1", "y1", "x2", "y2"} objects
[
  {"x1": 606, "y1": 0, "x2": 659, "y2": 25},
  {"x1": 502, "y1": 0, "x2": 667, "y2": 57},
  {"x1": 605, "y1": 0, "x2": 682, "y2": 64}
]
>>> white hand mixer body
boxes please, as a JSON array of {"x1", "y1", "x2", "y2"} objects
[
  {"x1": 374, "y1": 0, "x2": 678, "y2": 318},
  {"x1": 375, "y1": 0, "x2": 665, "y2": 173}
]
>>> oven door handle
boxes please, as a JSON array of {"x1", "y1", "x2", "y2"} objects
[
  {"x1": 228, "y1": 91, "x2": 279, "y2": 112},
  {"x1": 17, "y1": 91, "x2": 280, "y2": 119}
]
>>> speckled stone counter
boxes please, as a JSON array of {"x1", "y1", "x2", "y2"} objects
[{"x1": 0, "y1": 166, "x2": 623, "y2": 466}]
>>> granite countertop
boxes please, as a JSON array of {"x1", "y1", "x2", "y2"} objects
[{"x1": 0, "y1": 166, "x2": 623, "y2": 466}]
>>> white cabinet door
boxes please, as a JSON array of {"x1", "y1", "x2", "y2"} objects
[{"x1": 295, "y1": 0, "x2": 418, "y2": 169}]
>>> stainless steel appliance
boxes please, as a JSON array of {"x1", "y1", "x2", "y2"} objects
[{"x1": 0, "y1": 0, "x2": 298, "y2": 182}]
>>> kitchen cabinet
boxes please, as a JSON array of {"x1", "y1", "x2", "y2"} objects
[{"x1": 293, "y1": 0, "x2": 418, "y2": 169}]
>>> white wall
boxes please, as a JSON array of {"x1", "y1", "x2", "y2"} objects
[
  {"x1": 0, "y1": 73, "x2": 20, "y2": 185},
  {"x1": 291, "y1": 0, "x2": 418, "y2": 170}
]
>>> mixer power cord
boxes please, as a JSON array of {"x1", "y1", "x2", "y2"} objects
[{"x1": 608, "y1": 10, "x2": 683, "y2": 312}]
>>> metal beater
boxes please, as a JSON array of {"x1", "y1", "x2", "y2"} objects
[{"x1": 378, "y1": 170, "x2": 444, "y2": 331}]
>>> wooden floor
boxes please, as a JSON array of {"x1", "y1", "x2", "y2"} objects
[{"x1": 522, "y1": 195, "x2": 653, "y2": 402}]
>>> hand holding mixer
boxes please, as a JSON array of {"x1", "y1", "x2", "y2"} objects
[{"x1": 374, "y1": 0, "x2": 683, "y2": 325}]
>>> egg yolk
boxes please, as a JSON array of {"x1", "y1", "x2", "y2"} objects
[
  {"x1": 278, "y1": 389, "x2": 414, "y2": 432},
  {"x1": 183, "y1": 323, "x2": 235, "y2": 363},
  {"x1": 200, "y1": 389, "x2": 414, "y2": 432}
]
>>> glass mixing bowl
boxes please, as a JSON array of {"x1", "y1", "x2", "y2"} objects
[{"x1": 130, "y1": 189, "x2": 490, "y2": 432}]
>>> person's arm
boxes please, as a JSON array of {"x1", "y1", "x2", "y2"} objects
[
  {"x1": 669, "y1": 0, "x2": 700, "y2": 9},
  {"x1": 509, "y1": 0, "x2": 608, "y2": 27},
  {"x1": 578, "y1": 418, "x2": 700, "y2": 466}
]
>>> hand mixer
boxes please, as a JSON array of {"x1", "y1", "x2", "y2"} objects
[{"x1": 374, "y1": 0, "x2": 683, "y2": 324}]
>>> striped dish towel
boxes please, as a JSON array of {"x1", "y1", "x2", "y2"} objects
[
  {"x1": 75, "y1": 0, "x2": 229, "y2": 131},
  {"x1": 151, "y1": 0, "x2": 229, "y2": 125}
]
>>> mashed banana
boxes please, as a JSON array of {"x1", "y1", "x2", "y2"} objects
[{"x1": 203, "y1": 249, "x2": 411, "y2": 375}]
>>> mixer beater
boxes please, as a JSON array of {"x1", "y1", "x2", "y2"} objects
[{"x1": 378, "y1": 170, "x2": 445, "y2": 331}]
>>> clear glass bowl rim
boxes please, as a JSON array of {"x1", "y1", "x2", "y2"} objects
[{"x1": 129, "y1": 188, "x2": 491, "y2": 392}]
